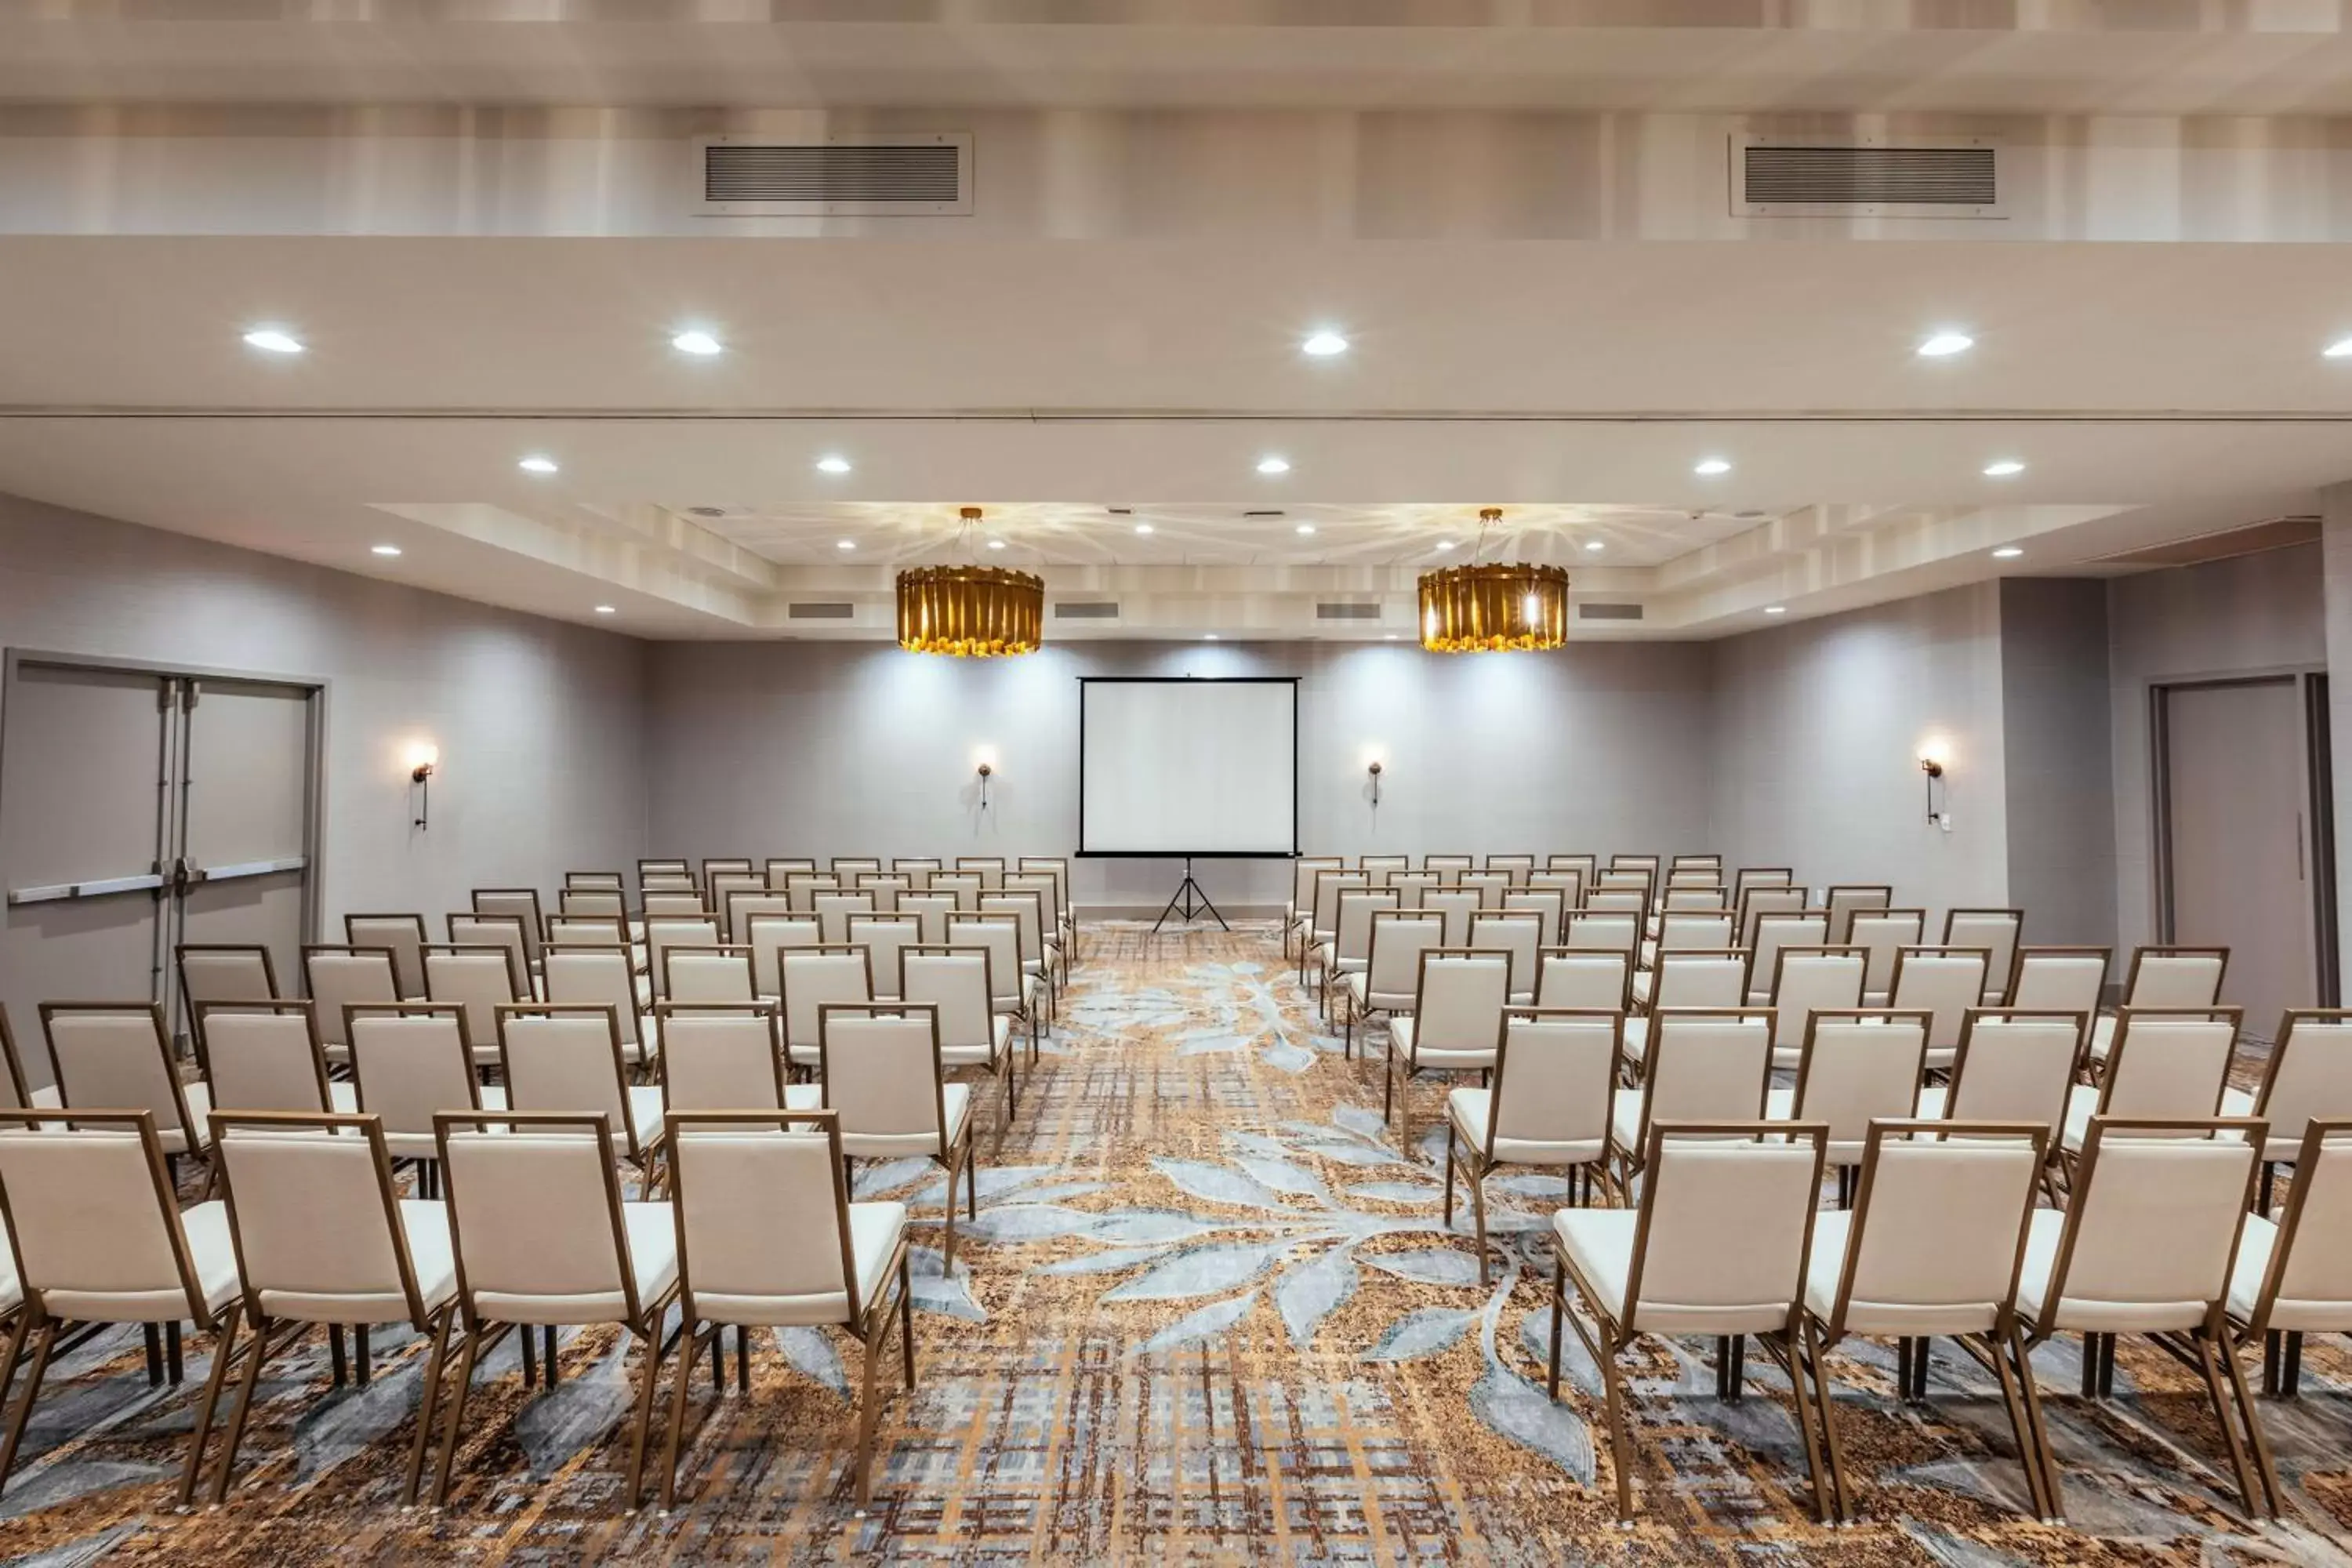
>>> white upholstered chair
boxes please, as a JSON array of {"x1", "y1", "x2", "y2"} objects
[
  {"x1": 2232, "y1": 1010, "x2": 2352, "y2": 1212},
  {"x1": 899, "y1": 946, "x2": 1018, "y2": 1124},
  {"x1": 2061, "y1": 1007, "x2": 2241, "y2": 1160},
  {"x1": 1944, "y1": 909, "x2": 2024, "y2": 1004},
  {"x1": 1445, "y1": 1008, "x2": 1619, "y2": 1279},
  {"x1": 1760, "y1": 947, "x2": 1867, "y2": 1068},
  {"x1": 304, "y1": 945, "x2": 402, "y2": 1062},
  {"x1": 1765, "y1": 1011, "x2": 1931, "y2": 1196},
  {"x1": 1343, "y1": 909, "x2": 1446, "y2": 1058},
  {"x1": 341, "y1": 916, "x2": 430, "y2": 1001},
  {"x1": 345, "y1": 1004, "x2": 503, "y2": 1196},
  {"x1": 40, "y1": 1002, "x2": 213, "y2": 1163},
  {"x1": 495, "y1": 1004, "x2": 668, "y2": 1185},
  {"x1": 817, "y1": 1004, "x2": 978, "y2": 1267},
  {"x1": 1384, "y1": 950, "x2": 1511, "y2": 1154},
  {"x1": 424, "y1": 943, "x2": 532, "y2": 1054},
  {"x1": 1534, "y1": 946, "x2": 1633, "y2": 1013},
  {"x1": 2089, "y1": 946, "x2": 2227, "y2": 1062},
  {"x1": 1608, "y1": 1009, "x2": 1773, "y2": 1189},
  {"x1": 780, "y1": 946, "x2": 875, "y2": 1073},
  {"x1": 1884, "y1": 946, "x2": 1991, "y2": 1069},
  {"x1": 199, "y1": 1002, "x2": 356, "y2": 1116},
  {"x1": 543, "y1": 944, "x2": 655, "y2": 1065}
]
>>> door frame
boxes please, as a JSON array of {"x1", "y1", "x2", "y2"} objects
[
  {"x1": 0, "y1": 647, "x2": 330, "y2": 1011},
  {"x1": 2150, "y1": 667, "x2": 2337, "y2": 1007}
]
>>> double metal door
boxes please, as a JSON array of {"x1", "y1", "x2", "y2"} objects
[{"x1": 1, "y1": 655, "x2": 318, "y2": 1051}]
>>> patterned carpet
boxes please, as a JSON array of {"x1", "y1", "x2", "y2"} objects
[{"x1": 3, "y1": 923, "x2": 2350, "y2": 1565}]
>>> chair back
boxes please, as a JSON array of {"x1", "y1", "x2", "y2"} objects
[
  {"x1": 814, "y1": 891, "x2": 877, "y2": 944},
  {"x1": 947, "y1": 914, "x2": 1025, "y2": 1012},
  {"x1": 929, "y1": 872, "x2": 983, "y2": 910},
  {"x1": 2246, "y1": 1120, "x2": 2352, "y2": 1332},
  {"x1": 1944, "y1": 909, "x2": 2023, "y2": 1002},
  {"x1": 1004, "y1": 872, "x2": 1062, "y2": 933},
  {"x1": 1650, "y1": 950, "x2": 1748, "y2": 1010},
  {"x1": 1388, "y1": 870, "x2": 1440, "y2": 909},
  {"x1": 1747, "y1": 913, "x2": 1829, "y2": 1001},
  {"x1": 1486, "y1": 853, "x2": 1536, "y2": 885},
  {"x1": 559, "y1": 887, "x2": 627, "y2": 921},
  {"x1": 1459, "y1": 870, "x2": 1512, "y2": 909},
  {"x1": 1584, "y1": 888, "x2": 1646, "y2": 915},
  {"x1": 0, "y1": 1111, "x2": 208, "y2": 1323},
  {"x1": 567, "y1": 870, "x2": 625, "y2": 891},
  {"x1": 1502, "y1": 889, "x2": 1566, "y2": 944},
  {"x1": 471, "y1": 889, "x2": 546, "y2": 969},
  {"x1": 1547, "y1": 852, "x2": 1599, "y2": 880},
  {"x1": 704, "y1": 858, "x2": 754, "y2": 882},
  {"x1": 177, "y1": 943, "x2": 281, "y2": 1013},
  {"x1": 1824, "y1": 884, "x2": 1892, "y2": 942},
  {"x1": 543, "y1": 946, "x2": 647, "y2": 1051},
  {"x1": 780, "y1": 947, "x2": 874, "y2": 1054},
  {"x1": 1945, "y1": 1011, "x2": 2086, "y2": 1134},
  {"x1": 201, "y1": 1002, "x2": 334, "y2": 1113},
  {"x1": 1467, "y1": 912, "x2": 1541, "y2": 999},
  {"x1": 2255, "y1": 1011, "x2": 2352, "y2": 1160},
  {"x1": 1363, "y1": 913, "x2": 1446, "y2": 1006},
  {"x1": 2045, "y1": 1118, "x2": 2260, "y2": 1330},
  {"x1": 438, "y1": 1113, "x2": 648, "y2": 1327},
  {"x1": 747, "y1": 913, "x2": 823, "y2": 996},
  {"x1": 766, "y1": 857, "x2": 818, "y2": 889},
  {"x1": 644, "y1": 917, "x2": 721, "y2": 997},
  {"x1": 545, "y1": 914, "x2": 626, "y2": 952},
  {"x1": 1359, "y1": 854, "x2": 1409, "y2": 887},
  {"x1": 1639, "y1": 1011, "x2": 1773, "y2": 1128},
  {"x1": 1888, "y1": 946, "x2": 1991, "y2": 1057},
  {"x1": 642, "y1": 891, "x2": 710, "y2": 920},
  {"x1": 1408, "y1": 951, "x2": 1512, "y2": 1054},
  {"x1": 1733, "y1": 866, "x2": 1794, "y2": 902},
  {"x1": 213, "y1": 1112, "x2": 430, "y2": 1329},
  {"x1": 899, "y1": 947, "x2": 996, "y2": 1053},
  {"x1": 1563, "y1": 912, "x2": 1639, "y2": 956},
  {"x1": 980, "y1": 890, "x2": 1049, "y2": 971},
  {"x1": 891, "y1": 857, "x2": 942, "y2": 889},
  {"x1": 1848, "y1": 909, "x2": 1926, "y2": 996},
  {"x1": 1659, "y1": 885, "x2": 1729, "y2": 914},
  {"x1": 1737, "y1": 884, "x2": 1807, "y2": 948},
  {"x1": 343, "y1": 915, "x2": 427, "y2": 998},
  {"x1": 304, "y1": 946, "x2": 400, "y2": 1051},
  {"x1": 40, "y1": 1004, "x2": 203, "y2": 1150},
  {"x1": 1529, "y1": 869, "x2": 1584, "y2": 909},
  {"x1": 1788, "y1": 1011, "x2": 1929, "y2": 1157},
  {"x1": 347, "y1": 1007, "x2": 486, "y2": 1145},
  {"x1": 724, "y1": 891, "x2": 796, "y2": 944},
  {"x1": 954, "y1": 856, "x2": 1005, "y2": 891},
  {"x1": 663, "y1": 946, "x2": 757, "y2": 1005},
  {"x1": 1535, "y1": 948, "x2": 1632, "y2": 1011},
  {"x1": 1765, "y1": 947, "x2": 1866, "y2": 1049},
  {"x1": 1289, "y1": 857, "x2": 1344, "y2": 916},
  {"x1": 657, "y1": 1004, "x2": 788, "y2": 1113},
  {"x1": 848, "y1": 914, "x2": 923, "y2": 1002},
  {"x1": 2122, "y1": 946, "x2": 2228, "y2": 1010},
  {"x1": 1485, "y1": 1009, "x2": 1617, "y2": 1161},
  {"x1": 834, "y1": 855, "x2": 885, "y2": 884},
  {"x1": 1424, "y1": 854, "x2": 1473, "y2": 886},
  {"x1": 1622, "y1": 1124, "x2": 1825, "y2": 1335},
  {"x1": 710, "y1": 873, "x2": 769, "y2": 924},
  {"x1": 2096, "y1": 1008, "x2": 2241, "y2": 1123},
  {"x1": 1823, "y1": 1121, "x2": 2045, "y2": 1339},
  {"x1": 495, "y1": 1006, "x2": 644, "y2": 1157},
  {"x1": 1420, "y1": 889, "x2": 1480, "y2": 946},
  {"x1": 783, "y1": 873, "x2": 839, "y2": 913},
  {"x1": 424, "y1": 943, "x2": 528, "y2": 1047},
  {"x1": 2009, "y1": 946, "x2": 2110, "y2": 1018},
  {"x1": 1332, "y1": 889, "x2": 1400, "y2": 967},
  {"x1": 448, "y1": 913, "x2": 533, "y2": 991},
  {"x1": 669, "y1": 1112, "x2": 869, "y2": 1323},
  {"x1": 1310, "y1": 869, "x2": 1369, "y2": 937},
  {"x1": 894, "y1": 892, "x2": 956, "y2": 943},
  {"x1": 1655, "y1": 912, "x2": 1734, "y2": 954},
  {"x1": 818, "y1": 1005, "x2": 953, "y2": 1159},
  {"x1": 852, "y1": 873, "x2": 909, "y2": 913}
]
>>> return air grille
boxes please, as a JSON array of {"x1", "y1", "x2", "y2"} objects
[
  {"x1": 786, "y1": 601, "x2": 855, "y2": 620},
  {"x1": 1577, "y1": 603, "x2": 1644, "y2": 622},
  {"x1": 1733, "y1": 136, "x2": 2002, "y2": 218},
  {"x1": 1054, "y1": 601, "x2": 1121, "y2": 620},
  {"x1": 696, "y1": 134, "x2": 972, "y2": 216},
  {"x1": 1315, "y1": 603, "x2": 1381, "y2": 621}
]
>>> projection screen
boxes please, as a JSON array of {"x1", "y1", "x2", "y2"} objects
[{"x1": 1077, "y1": 677, "x2": 1299, "y2": 856}]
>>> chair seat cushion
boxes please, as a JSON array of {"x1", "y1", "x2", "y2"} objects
[
  {"x1": 254, "y1": 1198, "x2": 459, "y2": 1324},
  {"x1": 43, "y1": 1198, "x2": 241, "y2": 1324},
  {"x1": 1557, "y1": 1200, "x2": 1800, "y2": 1337},
  {"x1": 2227, "y1": 1213, "x2": 2352, "y2": 1332},
  {"x1": 941, "y1": 1016, "x2": 1012, "y2": 1069},
  {"x1": 155, "y1": 1079, "x2": 215, "y2": 1157},
  {"x1": 840, "y1": 1083, "x2": 972, "y2": 1160},
  {"x1": 1802, "y1": 1211, "x2": 2002, "y2": 1337},
  {"x1": 692, "y1": 1200, "x2": 907, "y2": 1328},
  {"x1": 2014, "y1": 1206, "x2": 2211, "y2": 1334},
  {"x1": 1447, "y1": 1088, "x2": 1601, "y2": 1167}
]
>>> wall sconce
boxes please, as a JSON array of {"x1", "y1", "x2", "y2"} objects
[
  {"x1": 976, "y1": 760, "x2": 994, "y2": 811},
  {"x1": 1917, "y1": 742, "x2": 1949, "y2": 829},
  {"x1": 406, "y1": 742, "x2": 439, "y2": 832},
  {"x1": 1367, "y1": 759, "x2": 1384, "y2": 809}
]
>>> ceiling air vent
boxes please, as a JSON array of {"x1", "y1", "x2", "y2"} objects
[
  {"x1": 1578, "y1": 603, "x2": 1644, "y2": 622},
  {"x1": 1732, "y1": 135, "x2": 2002, "y2": 219},
  {"x1": 1054, "y1": 601, "x2": 1120, "y2": 620},
  {"x1": 695, "y1": 133, "x2": 972, "y2": 216},
  {"x1": 786, "y1": 601, "x2": 855, "y2": 620},
  {"x1": 1315, "y1": 603, "x2": 1381, "y2": 621}
]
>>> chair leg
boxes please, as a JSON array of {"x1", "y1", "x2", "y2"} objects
[
  {"x1": 403, "y1": 1308, "x2": 456, "y2": 1505},
  {"x1": 851, "y1": 1317, "x2": 887, "y2": 1505},
  {"x1": 942, "y1": 1151, "x2": 963, "y2": 1272},
  {"x1": 1441, "y1": 1123, "x2": 1457, "y2": 1227},
  {"x1": 1468, "y1": 1162, "x2": 1490, "y2": 1287},
  {"x1": 660, "y1": 1317, "x2": 702, "y2": 1509},
  {"x1": 519, "y1": 1319, "x2": 536, "y2": 1388},
  {"x1": 0, "y1": 1319, "x2": 59, "y2": 1496},
  {"x1": 710, "y1": 1320, "x2": 725, "y2": 1391},
  {"x1": 1806, "y1": 1319, "x2": 1855, "y2": 1523},
  {"x1": 355, "y1": 1325, "x2": 372, "y2": 1386},
  {"x1": 176, "y1": 1305, "x2": 242, "y2": 1507},
  {"x1": 209, "y1": 1312, "x2": 278, "y2": 1505},
  {"x1": 1599, "y1": 1337, "x2": 1635, "y2": 1522},
  {"x1": 1776, "y1": 1330, "x2": 1833, "y2": 1526},
  {"x1": 1984, "y1": 1327, "x2": 2050, "y2": 1524},
  {"x1": 430, "y1": 1323, "x2": 487, "y2": 1508},
  {"x1": 329, "y1": 1323, "x2": 349, "y2": 1387},
  {"x1": 145, "y1": 1322, "x2": 164, "y2": 1386},
  {"x1": 736, "y1": 1325, "x2": 750, "y2": 1394},
  {"x1": 2218, "y1": 1329, "x2": 2284, "y2": 1520},
  {"x1": 2191, "y1": 1330, "x2": 2263, "y2": 1520},
  {"x1": 898, "y1": 1255, "x2": 918, "y2": 1389},
  {"x1": 2008, "y1": 1325, "x2": 2063, "y2": 1523},
  {"x1": 1545, "y1": 1258, "x2": 1566, "y2": 1398},
  {"x1": 622, "y1": 1320, "x2": 669, "y2": 1512},
  {"x1": 2078, "y1": 1333, "x2": 2098, "y2": 1399},
  {"x1": 165, "y1": 1321, "x2": 184, "y2": 1385}
]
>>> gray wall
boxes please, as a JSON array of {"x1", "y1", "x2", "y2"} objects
[
  {"x1": 1708, "y1": 583, "x2": 2011, "y2": 917},
  {"x1": 1999, "y1": 579, "x2": 2118, "y2": 947},
  {"x1": 2107, "y1": 542, "x2": 2327, "y2": 950},
  {"x1": 644, "y1": 638, "x2": 1715, "y2": 913},
  {"x1": 0, "y1": 492, "x2": 649, "y2": 939}
]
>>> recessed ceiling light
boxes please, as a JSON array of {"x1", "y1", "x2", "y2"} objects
[
  {"x1": 1917, "y1": 331, "x2": 1975, "y2": 358},
  {"x1": 1763, "y1": 604, "x2": 1788, "y2": 615},
  {"x1": 1991, "y1": 546, "x2": 2025, "y2": 560},
  {"x1": 836, "y1": 539, "x2": 856, "y2": 551},
  {"x1": 986, "y1": 539, "x2": 1006, "y2": 550},
  {"x1": 371, "y1": 544, "x2": 402, "y2": 557},
  {"x1": 1301, "y1": 330, "x2": 1349, "y2": 358},
  {"x1": 1584, "y1": 539, "x2": 1606, "y2": 553},
  {"x1": 1693, "y1": 457, "x2": 1732, "y2": 477},
  {"x1": 1204, "y1": 633, "x2": 1220, "y2": 641},
  {"x1": 241, "y1": 328, "x2": 303, "y2": 354},
  {"x1": 593, "y1": 604, "x2": 617, "y2": 615},
  {"x1": 815, "y1": 455, "x2": 852, "y2": 474},
  {"x1": 1134, "y1": 523, "x2": 1155, "y2": 535},
  {"x1": 1983, "y1": 459, "x2": 2026, "y2": 477},
  {"x1": 1256, "y1": 456, "x2": 1291, "y2": 475},
  {"x1": 1295, "y1": 523, "x2": 1316, "y2": 535},
  {"x1": 2325, "y1": 336, "x2": 2352, "y2": 359},
  {"x1": 517, "y1": 454, "x2": 559, "y2": 474},
  {"x1": 671, "y1": 329, "x2": 723, "y2": 356}
]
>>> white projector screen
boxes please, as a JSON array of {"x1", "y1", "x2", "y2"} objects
[{"x1": 1078, "y1": 678, "x2": 1299, "y2": 856}]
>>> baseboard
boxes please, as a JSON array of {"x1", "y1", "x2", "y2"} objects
[{"x1": 1075, "y1": 904, "x2": 1287, "y2": 923}]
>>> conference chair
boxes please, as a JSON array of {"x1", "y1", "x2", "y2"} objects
[
  {"x1": 1360, "y1": 854, "x2": 1409, "y2": 887},
  {"x1": 784, "y1": 873, "x2": 840, "y2": 914},
  {"x1": 1548, "y1": 1121, "x2": 1833, "y2": 1522},
  {"x1": 662, "y1": 945, "x2": 759, "y2": 1007},
  {"x1": 1797, "y1": 1121, "x2": 2052, "y2": 1523},
  {"x1": 1547, "y1": 853, "x2": 1599, "y2": 884},
  {"x1": 644, "y1": 916, "x2": 721, "y2": 1000},
  {"x1": 303, "y1": 945, "x2": 402, "y2": 1062},
  {"x1": 2011, "y1": 1115, "x2": 2271, "y2": 1523},
  {"x1": 1637, "y1": 911, "x2": 1733, "y2": 972},
  {"x1": 946, "y1": 912, "x2": 1042, "y2": 1065},
  {"x1": 2227, "y1": 1120, "x2": 2352, "y2": 1450},
  {"x1": 1315, "y1": 888, "x2": 1399, "y2": 1016},
  {"x1": 1534, "y1": 947, "x2": 1633, "y2": 1013},
  {"x1": 1733, "y1": 866, "x2": 1795, "y2": 904},
  {"x1": 204, "y1": 1111, "x2": 462, "y2": 1504},
  {"x1": 1669, "y1": 852, "x2": 1723, "y2": 873},
  {"x1": 199, "y1": 1002, "x2": 354, "y2": 1115},
  {"x1": 1737, "y1": 884, "x2": 1808, "y2": 949},
  {"x1": 1584, "y1": 888, "x2": 1646, "y2": 916},
  {"x1": 655, "y1": 1004, "x2": 814, "y2": 1117},
  {"x1": 545, "y1": 913, "x2": 633, "y2": 958},
  {"x1": 1504, "y1": 888, "x2": 1567, "y2": 944},
  {"x1": 1849, "y1": 909, "x2": 1926, "y2": 1004},
  {"x1": 2009, "y1": 947, "x2": 2111, "y2": 1027},
  {"x1": 1883, "y1": 946, "x2": 1991, "y2": 1069},
  {"x1": 1766, "y1": 1011, "x2": 1932, "y2": 1200},
  {"x1": 342, "y1": 915, "x2": 430, "y2": 1001},
  {"x1": 1300, "y1": 869, "x2": 1368, "y2": 985},
  {"x1": 2060, "y1": 1007, "x2": 2241, "y2": 1163},
  {"x1": 495, "y1": 1004, "x2": 668, "y2": 1190},
  {"x1": 1015, "y1": 857, "x2": 1077, "y2": 963},
  {"x1": 345, "y1": 1005, "x2": 503, "y2": 1196},
  {"x1": 1608, "y1": 1009, "x2": 1773, "y2": 1191},
  {"x1": 980, "y1": 887, "x2": 1061, "y2": 1022},
  {"x1": 1384, "y1": 949, "x2": 1511, "y2": 1155},
  {"x1": 746, "y1": 912, "x2": 822, "y2": 1000},
  {"x1": 767, "y1": 857, "x2": 818, "y2": 889},
  {"x1": 567, "y1": 870, "x2": 626, "y2": 891},
  {"x1": 1483, "y1": 853, "x2": 1536, "y2": 886},
  {"x1": 815, "y1": 890, "x2": 879, "y2": 945},
  {"x1": 658, "y1": 1111, "x2": 914, "y2": 1507},
  {"x1": 1609, "y1": 853, "x2": 1661, "y2": 876},
  {"x1": 705, "y1": 856, "x2": 755, "y2": 883},
  {"x1": 176, "y1": 945, "x2": 281, "y2": 1065},
  {"x1": 929, "y1": 872, "x2": 983, "y2": 912},
  {"x1": 1342, "y1": 910, "x2": 1445, "y2": 1059},
  {"x1": 1424, "y1": 854, "x2": 1473, "y2": 887},
  {"x1": 544, "y1": 944, "x2": 656, "y2": 1067},
  {"x1": 1423, "y1": 887, "x2": 1483, "y2": 947},
  {"x1": 427, "y1": 1112, "x2": 681, "y2": 1508},
  {"x1": 1944, "y1": 909, "x2": 2024, "y2": 1004},
  {"x1": 818, "y1": 1004, "x2": 978, "y2": 1268},
  {"x1": 1468, "y1": 911, "x2": 1542, "y2": 1007},
  {"x1": 900, "y1": 946, "x2": 1018, "y2": 1124},
  {"x1": 1915, "y1": 1011, "x2": 2088, "y2": 1191},
  {"x1": 1563, "y1": 911, "x2": 1640, "y2": 960},
  {"x1": 2230, "y1": 1010, "x2": 2352, "y2": 1212},
  {"x1": 0, "y1": 1110, "x2": 246, "y2": 1506},
  {"x1": 639, "y1": 857, "x2": 693, "y2": 885},
  {"x1": 848, "y1": 913, "x2": 922, "y2": 1004},
  {"x1": 471, "y1": 888, "x2": 548, "y2": 978},
  {"x1": 835, "y1": 856, "x2": 886, "y2": 884},
  {"x1": 40, "y1": 1003, "x2": 214, "y2": 1166},
  {"x1": 1387, "y1": 869, "x2": 1440, "y2": 910},
  {"x1": 1744, "y1": 913, "x2": 1830, "y2": 1004},
  {"x1": 892, "y1": 856, "x2": 941, "y2": 890},
  {"x1": 1823, "y1": 885, "x2": 1892, "y2": 944},
  {"x1": 559, "y1": 886, "x2": 630, "y2": 925},
  {"x1": 1529, "y1": 869, "x2": 1584, "y2": 909},
  {"x1": 1444, "y1": 1008, "x2": 1620, "y2": 1279},
  {"x1": 424, "y1": 942, "x2": 532, "y2": 1056},
  {"x1": 895, "y1": 891, "x2": 958, "y2": 946},
  {"x1": 2089, "y1": 946, "x2": 2229, "y2": 1062},
  {"x1": 1624, "y1": 951, "x2": 1748, "y2": 1065},
  {"x1": 1459, "y1": 869, "x2": 1512, "y2": 910},
  {"x1": 779, "y1": 947, "x2": 875, "y2": 1073},
  {"x1": 448, "y1": 913, "x2": 539, "y2": 1002},
  {"x1": 1006, "y1": 868, "x2": 1069, "y2": 971},
  {"x1": 855, "y1": 872, "x2": 912, "y2": 913},
  {"x1": 643, "y1": 891, "x2": 712, "y2": 922},
  {"x1": 1761, "y1": 947, "x2": 1867, "y2": 1069}
]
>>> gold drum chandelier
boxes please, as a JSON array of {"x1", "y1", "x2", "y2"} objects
[
  {"x1": 1417, "y1": 508, "x2": 1570, "y2": 652},
  {"x1": 897, "y1": 508, "x2": 1046, "y2": 657}
]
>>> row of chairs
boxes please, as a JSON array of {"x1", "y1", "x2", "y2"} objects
[{"x1": 1548, "y1": 1112, "x2": 2346, "y2": 1526}]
